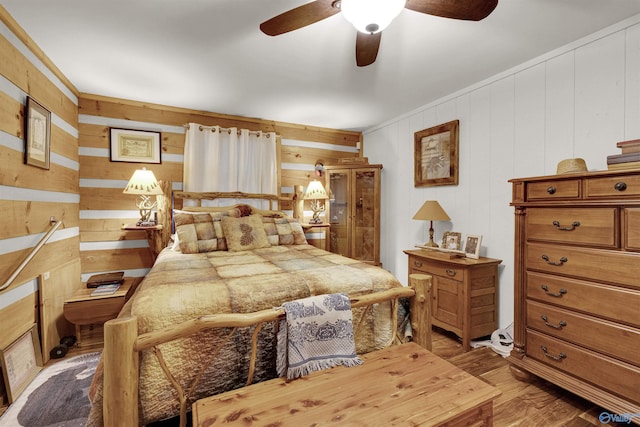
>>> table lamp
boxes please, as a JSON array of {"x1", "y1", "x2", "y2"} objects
[
  {"x1": 304, "y1": 180, "x2": 329, "y2": 224},
  {"x1": 413, "y1": 200, "x2": 450, "y2": 247},
  {"x1": 123, "y1": 167, "x2": 163, "y2": 226}
]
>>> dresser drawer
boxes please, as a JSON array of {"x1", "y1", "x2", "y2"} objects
[
  {"x1": 408, "y1": 256, "x2": 464, "y2": 282},
  {"x1": 585, "y1": 174, "x2": 640, "y2": 198},
  {"x1": 526, "y1": 242, "x2": 640, "y2": 289},
  {"x1": 527, "y1": 300, "x2": 640, "y2": 364},
  {"x1": 526, "y1": 208, "x2": 617, "y2": 247},
  {"x1": 526, "y1": 179, "x2": 580, "y2": 201},
  {"x1": 625, "y1": 208, "x2": 640, "y2": 251},
  {"x1": 526, "y1": 330, "x2": 640, "y2": 404},
  {"x1": 526, "y1": 272, "x2": 640, "y2": 327}
]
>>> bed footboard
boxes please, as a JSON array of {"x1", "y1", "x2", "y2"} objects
[{"x1": 102, "y1": 276, "x2": 431, "y2": 427}]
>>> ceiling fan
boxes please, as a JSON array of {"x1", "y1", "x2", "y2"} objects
[{"x1": 260, "y1": 0, "x2": 498, "y2": 67}]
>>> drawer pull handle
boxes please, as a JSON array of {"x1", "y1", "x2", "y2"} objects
[
  {"x1": 414, "y1": 261, "x2": 423, "y2": 267},
  {"x1": 541, "y1": 284, "x2": 567, "y2": 297},
  {"x1": 445, "y1": 269, "x2": 457, "y2": 277},
  {"x1": 547, "y1": 186, "x2": 556, "y2": 195},
  {"x1": 541, "y1": 345, "x2": 566, "y2": 361},
  {"x1": 614, "y1": 182, "x2": 627, "y2": 192},
  {"x1": 541, "y1": 315, "x2": 567, "y2": 329},
  {"x1": 541, "y1": 254, "x2": 567, "y2": 266},
  {"x1": 552, "y1": 220, "x2": 580, "y2": 231}
]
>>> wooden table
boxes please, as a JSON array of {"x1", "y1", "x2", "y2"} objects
[
  {"x1": 192, "y1": 342, "x2": 501, "y2": 426},
  {"x1": 63, "y1": 277, "x2": 136, "y2": 346}
]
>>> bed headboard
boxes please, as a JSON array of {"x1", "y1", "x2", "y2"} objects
[{"x1": 155, "y1": 183, "x2": 292, "y2": 250}]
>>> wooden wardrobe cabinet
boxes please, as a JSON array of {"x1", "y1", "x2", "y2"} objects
[
  {"x1": 509, "y1": 169, "x2": 640, "y2": 418},
  {"x1": 325, "y1": 164, "x2": 382, "y2": 265}
]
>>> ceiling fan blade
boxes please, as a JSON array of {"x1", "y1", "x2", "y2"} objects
[
  {"x1": 260, "y1": 0, "x2": 341, "y2": 36},
  {"x1": 405, "y1": 0, "x2": 498, "y2": 21},
  {"x1": 355, "y1": 32, "x2": 382, "y2": 67}
]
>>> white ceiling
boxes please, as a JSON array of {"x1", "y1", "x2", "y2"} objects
[{"x1": 4, "y1": 0, "x2": 640, "y2": 131}]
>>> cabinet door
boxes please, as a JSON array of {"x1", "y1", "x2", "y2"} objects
[
  {"x1": 433, "y1": 276, "x2": 462, "y2": 328},
  {"x1": 328, "y1": 170, "x2": 351, "y2": 257},
  {"x1": 352, "y1": 169, "x2": 380, "y2": 263}
]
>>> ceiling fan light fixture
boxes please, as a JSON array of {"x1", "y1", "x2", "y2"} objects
[{"x1": 341, "y1": 0, "x2": 406, "y2": 34}]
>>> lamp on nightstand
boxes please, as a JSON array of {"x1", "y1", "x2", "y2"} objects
[
  {"x1": 304, "y1": 180, "x2": 329, "y2": 224},
  {"x1": 123, "y1": 168, "x2": 163, "y2": 226},
  {"x1": 413, "y1": 200, "x2": 450, "y2": 247}
]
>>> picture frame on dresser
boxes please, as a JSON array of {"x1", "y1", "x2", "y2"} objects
[
  {"x1": 464, "y1": 235, "x2": 482, "y2": 259},
  {"x1": 442, "y1": 231, "x2": 462, "y2": 250},
  {"x1": 414, "y1": 120, "x2": 459, "y2": 187}
]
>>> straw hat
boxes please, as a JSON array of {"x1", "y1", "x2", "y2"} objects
[{"x1": 556, "y1": 158, "x2": 588, "y2": 174}]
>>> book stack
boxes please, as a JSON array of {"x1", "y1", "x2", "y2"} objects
[
  {"x1": 607, "y1": 139, "x2": 640, "y2": 170},
  {"x1": 90, "y1": 283, "x2": 121, "y2": 296}
]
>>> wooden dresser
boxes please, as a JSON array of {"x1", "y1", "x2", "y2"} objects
[
  {"x1": 509, "y1": 169, "x2": 640, "y2": 418},
  {"x1": 404, "y1": 249, "x2": 502, "y2": 351}
]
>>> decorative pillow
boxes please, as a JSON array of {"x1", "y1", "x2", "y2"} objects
[
  {"x1": 262, "y1": 218, "x2": 280, "y2": 246},
  {"x1": 174, "y1": 211, "x2": 227, "y2": 253},
  {"x1": 275, "y1": 218, "x2": 308, "y2": 245},
  {"x1": 221, "y1": 214, "x2": 272, "y2": 251}
]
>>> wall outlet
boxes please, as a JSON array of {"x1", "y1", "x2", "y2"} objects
[{"x1": 43, "y1": 271, "x2": 50, "y2": 280}]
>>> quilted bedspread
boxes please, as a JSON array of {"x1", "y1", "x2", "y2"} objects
[{"x1": 87, "y1": 244, "x2": 402, "y2": 425}]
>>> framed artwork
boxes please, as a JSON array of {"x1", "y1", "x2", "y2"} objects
[
  {"x1": 110, "y1": 128, "x2": 161, "y2": 164},
  {"x1": 24, "y1": 96, "x2": 51, "y2": 170},
  {"x1": 0, "y1": 325, "x2": 43, "y2": 403},
  {"x1": 414, "y1": 120, "x2": 459, "y2": 187},
  {"x1": 464, "y1": 234, "x2": 482, "y2": 259},
  {"x1": 442, "y1": 231, "x2": 462, "y2": 250}
]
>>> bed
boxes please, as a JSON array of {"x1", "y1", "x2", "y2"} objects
[{"x1": 86, "y1": 190, "x2": 430, "y2": 427}]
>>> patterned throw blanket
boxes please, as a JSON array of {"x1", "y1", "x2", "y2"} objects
[{"x1": 277, "y1": 293, "x2": 363, "y2": 380}]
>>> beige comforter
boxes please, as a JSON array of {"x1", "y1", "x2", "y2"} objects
[{"x1": 87, "y1": 244, "x2": 402, "y2": 425}]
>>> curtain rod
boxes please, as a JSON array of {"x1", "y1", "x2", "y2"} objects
[{"x1": 183, "y1": 123, "x2": 275, "y2": 138}]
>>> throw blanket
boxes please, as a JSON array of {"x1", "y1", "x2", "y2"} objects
[{"x1": 277, "y1": 293, "x2": 363, "y2": 379}]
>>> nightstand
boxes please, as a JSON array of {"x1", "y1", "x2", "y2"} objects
[
  {"x1": 122, "y1": 223, "x2": 163, "y2": 260},
  {"x1": 404, "y1": 249, "x2": 502, "y2": 351},
  {"x1": 63, "y1": 277, "x2": 137, "y2": 347},
  {"x1": 302, "y1": 223, "x2": 330, "y2": 251}
]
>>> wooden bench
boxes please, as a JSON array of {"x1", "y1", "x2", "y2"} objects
[{"x1": 192, "y1": 342, "x2": 501, "y2": 426}]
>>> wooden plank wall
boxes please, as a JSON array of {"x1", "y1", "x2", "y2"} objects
[
  {"x1": 0, "y1": 5, "x2": 80, "y2": 372},
  {"x1": 78, "y1": 95, "x2": 363, "y2": 279}
]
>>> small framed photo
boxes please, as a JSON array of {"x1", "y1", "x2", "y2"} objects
[
  {"x1": 414, "y1": 120, "x2": 459, "y2": 187},
  {"x1": 0, "y1": 325, "x2": 43, "y2": 403},
  {"x1": 464, "y1": 235, "x2": 482, "y2": 259},
  {"x1": 110, "y1": 128, "x2": 161, "y2": 164},
  {"x1": 442, "y1": 231, "x2": 462, "y2": 250},
  {"x1": 24, "y1": 96, "x2": 51, "y2": 170}
]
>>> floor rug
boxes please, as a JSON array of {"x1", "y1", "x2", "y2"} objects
[{"x1": 0, "y1": 352, "x2": 100, "y2": 427}]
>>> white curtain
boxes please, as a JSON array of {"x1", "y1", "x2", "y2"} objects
[{"x1": 183, "y1": 124, "x2": 278, "y2": 209}]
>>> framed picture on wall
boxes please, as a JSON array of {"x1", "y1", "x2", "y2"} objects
[
  {"x1": 24, "y1": 96, "x2": 51, "y2": 170},
  {"x1": 110, "y1": 128, "x2": 161, "y2": 164},
  {"x1": 414, "y1": 120, "x2": 459, "y2": 187},
  {"x1": 0, "y1": 325, "x2": 43, "y2": 403},
  {"x1": 464, "y1": 234, "x2": 482, "y2": 259}
]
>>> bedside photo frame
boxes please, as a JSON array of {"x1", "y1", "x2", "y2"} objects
[
  {"x1": 464, "y1": 235, "x2": 482, "y2": 259},
  {"x1": 442, "y1": 231, "x2": 462, "y2": 250},
  {"x1": 24, "y1": 96, "x2": 51, "y2": 170}
]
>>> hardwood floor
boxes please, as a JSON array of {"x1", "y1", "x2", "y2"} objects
[
  {"x1": 0, "y1": 328, "x2": 631, "y2": 426},
  {"x1": 430, "y1": 327, "x2": 629, "y2": 427}
]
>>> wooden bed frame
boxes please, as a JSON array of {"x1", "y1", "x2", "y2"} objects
[{"x1": 100, "y1": 188, "x2": 432, "y2": 427}]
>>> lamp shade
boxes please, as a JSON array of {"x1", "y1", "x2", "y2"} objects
[
  {"x1": 123, "y1": 168, "x2": 162, "y2": 195},
  {"x1": 303, "y1": 180, "x2": 329, "y2": 200},
  {"x1": 341, "y1": 0, "x2": 405, "y2": 34},
  {"x1": 412, "y1": 201, "x2": 450, "y2": 221}
]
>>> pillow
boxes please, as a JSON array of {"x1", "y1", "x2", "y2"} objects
[
  {"x1": 174, "y1": 211, "x2": 227, "y2": 253},
  {"x1": 221, "y1": 214, "x2": 272, "y2": 251},
  {"x1": 274, "y1": 218, "x2": 307, "y2": 245},
  {"x1": 262, "y1": 218, "x2": 280, "y2": 246}
]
